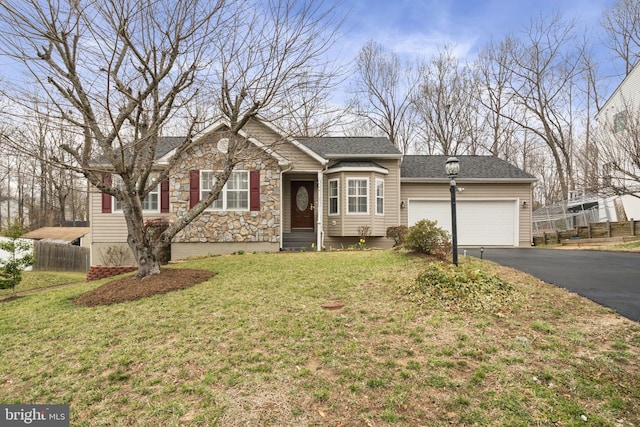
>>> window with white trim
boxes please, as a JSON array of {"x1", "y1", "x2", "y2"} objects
[
  {"x1": 614, "y1": 110, "x2": 627, "y2": 133},
  {"x1": 347, "y1": 178, "x2": 369, "y2": 214},
  {"x1": 201, "y1": 170, "x2": 249, "y2": 211},
  {"x1": 375, "y1": 178, "x2": 384, "y2": 215},
  {"x1": 113, "y1": 175, "x2": 159, "y2": 212},
  {"x1": 328, "y1": 179, "x2": 339, "y2": 215}
]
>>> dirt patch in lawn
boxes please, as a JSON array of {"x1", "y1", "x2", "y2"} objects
[{"x1": 73, "y1": 268, "x2": 215, "y2": 307}]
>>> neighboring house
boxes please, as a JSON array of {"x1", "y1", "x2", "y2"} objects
[
  {"x1": 594, "y1": 62, "x2": 640, "y2": 221},
  {"x1": 88, "y1": 118, "x2": 536, "y2": 265}
]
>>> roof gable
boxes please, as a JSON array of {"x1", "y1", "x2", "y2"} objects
[{"x1": 401, "y1": 155, "x2": 537, "y2": 181}]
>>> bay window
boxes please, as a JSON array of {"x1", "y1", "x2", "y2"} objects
[{"x1": 347, "y1": 178, "x2": 369, "y2": 214}]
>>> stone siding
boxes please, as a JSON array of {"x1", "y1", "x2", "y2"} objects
[{"x1": 170, "y1": 132, "x2": 282, "y2": 244}]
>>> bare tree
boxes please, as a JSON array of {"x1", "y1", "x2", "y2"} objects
[
  {"x1": 414, "y1": 46, "x2": 481, "y2": 155},
  {"x1": 601, "y1": 0, "x2": 640, "y2": 76},
  {"x1": 476, "y1": 38, "x2": 522, "y2": 162},
  {"x1": 0, "y1": 0, "x2": 340, "y2": 278},
  {"x1": 349, "y1": 40, "x2": 420, "y2": 154},
  {"x1": 270, "y1": 67, "x2": 347, "y2": 137},
  {"x1": 489, "y1": 13, "x2": 587, "y2": 200}
]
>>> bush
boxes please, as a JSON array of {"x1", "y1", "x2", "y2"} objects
[
  {"x1": 404, "y1": 219, "x2": 451, "y2": 258},
  {"x1": 0, "y1": 219, "x2": 35, "y2": 294},
  {"x1": 402, "y1": 261, "x2": 521, "y2": 313},
  {"x1": 386, "y1": 225, "x2": 408, "y2": 247}
]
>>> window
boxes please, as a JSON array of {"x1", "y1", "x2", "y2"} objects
[
  {"x1": 201, "y1": 170, "x2": 249, "y2": 211},
  {"x1": 328, "y1": 179, "x2": 339, "y2": 215},
  {"x1": 614, "y1": 110, "x2": 627, "y2": 133},
  {"x1": 375, "y1": 178, "x2": 384, "y2": 215},
  {"x1": 113, "y1": 175, "x2": 159, "y2": 212},
  {"x1": 347, "y1": 178, "x2": 369, "y2": 214}
]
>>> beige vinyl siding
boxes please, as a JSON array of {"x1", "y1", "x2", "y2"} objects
[
  {"x1": 242, "y1": 119, "x2": 324, "y2": 171},
  {"x1": 400, "y1": 181, "x2": 533, "y2": 246},
  {"x1": 88, "y1": 188, "x2": 171, "y2": 264},
  {"x1": 322, "y1": 159, "x2": 401, "y2": 237}
]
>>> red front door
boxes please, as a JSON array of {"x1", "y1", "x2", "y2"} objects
[{"x1": 291, "y1": 181, "x2": 314, "y2": 229}]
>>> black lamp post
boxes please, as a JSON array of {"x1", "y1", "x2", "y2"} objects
[{"x1": 445, "y1": 157, "x2": 460, "y2": 266}]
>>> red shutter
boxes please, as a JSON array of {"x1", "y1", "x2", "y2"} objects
[
  {"x1": 250, "y1": 170, "x2": 260, "y2": 211},
  {"x1": 101, "y1": 173, "x2": 112, "y2": 213},
  {"x1": 160, "y1": 179, "x2": 170, "y2": 213},
  {"x1": 189, "y1": 170, "x2": 200, "y2": 209}
]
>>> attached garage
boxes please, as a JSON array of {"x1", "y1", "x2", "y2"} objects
[
  {"x1": 400, "y1": 156, "x2": 537, "y2": 247},
  {"x1": 407, "y1": 199, "x2": 518, "y2": 246}
]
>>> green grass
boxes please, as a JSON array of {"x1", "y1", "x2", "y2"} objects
[
  {"x1": 0, "y1": 270, "x2": 86, "y2": 296},
  {"x1": 0, "y1": 251, "x2": 639, "y2": 426}
]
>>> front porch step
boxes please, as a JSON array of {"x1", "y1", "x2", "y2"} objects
[{"x1": 282, "y1": 231, "x2": 316, "y2": 250}]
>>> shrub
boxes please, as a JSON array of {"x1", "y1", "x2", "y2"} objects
[
  {"x1": 404, "y1": 219, "x2": 451, "y2": 258},
  {"x1": 0, "y1": 219, "x2": 35, "y2": 294},
  {"x1": 402, "y1": 261, "x2": 521, "y2": 313},
  {"x1": 386, "y1": 225, "x2": 408, "y2": 247}
]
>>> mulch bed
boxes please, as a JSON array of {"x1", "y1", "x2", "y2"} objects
[{"x1": 73, "y1": 268, "x2": 215, "y2": 307}]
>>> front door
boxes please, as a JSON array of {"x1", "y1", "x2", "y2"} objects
[{"x1": 291, "y1": 181, "x2": 314, "y2": 229}]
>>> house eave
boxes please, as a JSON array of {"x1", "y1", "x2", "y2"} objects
[{"x1": 326, "y1": 166, "x2": 389, "y2": 175}]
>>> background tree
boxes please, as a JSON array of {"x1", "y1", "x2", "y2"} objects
[
  {"x1": 486, "y1": 13, "x2": 588, "y2": 201},
  {"x1": 601, "y1": 0, "x2": 640, "y2": 76},
  {"x1": 348, "y1": 40, "x2": 420, "y2": 154},
  {"x1": 476, "y1": 38, "x2": 523, "y2": 163},
  {"x1": 413, "y1": 46, "x2": 481, "y2": 155},
  {"x1": 0, "y1": 0, "x2": 339, "y2": 278},
  {"x1": 270, "y1": 67, "x2": 347, "y2": 137}
]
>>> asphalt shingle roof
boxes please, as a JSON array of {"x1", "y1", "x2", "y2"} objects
[
  {"x1": 156, "y1": 136, "x2": 186, "y2": 159},
  {"x1": 401, "y1": 155, "x2": 537, "y2": 180},
  {"x1": 297, "y1": 137, "x2": 401, "y2": 157}
]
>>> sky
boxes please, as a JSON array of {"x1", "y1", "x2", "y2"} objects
[{"x1": 332, "y1": 0, "x2": 621, "y2": 77}]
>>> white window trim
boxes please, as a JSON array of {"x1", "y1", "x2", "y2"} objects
[
  {"x1": 112, "y1": 175, "x2": 160, "y2": 213},
  {"x1": 201, "y1": 170, "x2": 249, "y2": 212},
  {"x1": 375, "y1": 178, "x2": 384, "y2": 215},
  {"x1": 328, "y1": 178, "x2": 340, "y2": 216},
  {"x1": 346, "y1": 177, "x2": 369, "y2": 215}
]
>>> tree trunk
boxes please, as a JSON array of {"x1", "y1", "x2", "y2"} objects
[
  {"x1": 123, "y1": 200, "x2": 162, "y2": 279},
  {"x1": 133, "y1": 243, "x2": 161, "y2": 279}
]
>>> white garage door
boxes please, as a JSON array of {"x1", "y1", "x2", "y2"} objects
[{"x1": 408, "y1": 200, "x2": 517, "y2": 246}]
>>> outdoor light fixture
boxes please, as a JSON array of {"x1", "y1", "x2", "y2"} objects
[{"x1": 446, "y1": 157, "x2": 460, "y2": 266}]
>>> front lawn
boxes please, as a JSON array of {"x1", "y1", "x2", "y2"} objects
[{"x1": 0, "y1": 251, "x2": 638, "y2": 426}]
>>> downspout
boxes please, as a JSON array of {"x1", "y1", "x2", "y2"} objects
[
  {"x1": 317, "y1": 169, "x2": 324, "y2": 251},
  {"x1": 279, "y1": 162, "x2": 293, "y2": 251}
]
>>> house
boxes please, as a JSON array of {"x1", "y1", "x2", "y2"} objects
[
  {"x1": 593, "y1": 62, "x2": 640, "y2": 221},
  {"x1": 88, "y1": 118, "x2": 536, "y2": 265}
]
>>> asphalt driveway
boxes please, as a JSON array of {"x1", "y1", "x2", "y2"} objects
[{"x1": 463, "y1": 248, "x2": 640, "y2": 322}]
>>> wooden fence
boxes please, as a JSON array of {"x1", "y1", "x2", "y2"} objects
[
  {"x1": 534, "y1": 220, "x2": 639, "y2": 245},
  {"x1": 33, "y1": 241, "x2": 90, "y2": 273}
]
